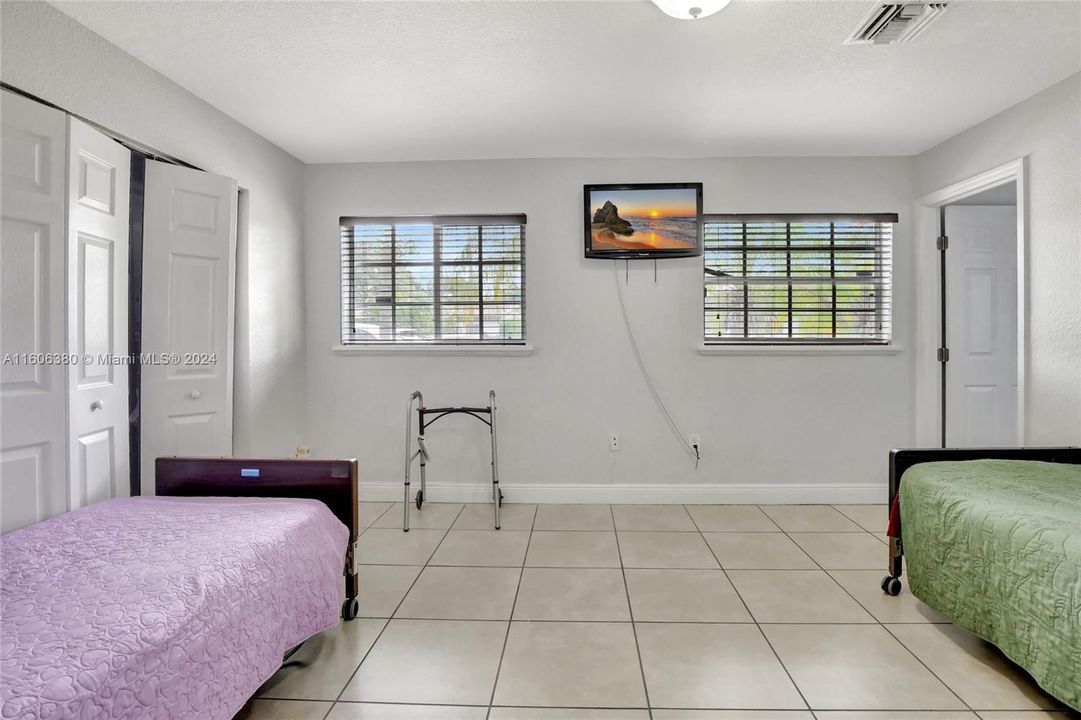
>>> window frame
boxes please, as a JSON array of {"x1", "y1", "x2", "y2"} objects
[
  {"x1": 339, "y1": 214, "x2": 527, "y2": 346},
  {"x1": 702, "y1": 213, "x2": 897, "y2": 346}
]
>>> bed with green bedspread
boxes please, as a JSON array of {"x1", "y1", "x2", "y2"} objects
[{"x1": 900, "y1": 459, "x2": 1081, "y2": 710}]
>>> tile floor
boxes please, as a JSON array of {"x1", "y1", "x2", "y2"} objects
[{"x1": 237, "y1": 502, "x2": 1074, "y2": 720}]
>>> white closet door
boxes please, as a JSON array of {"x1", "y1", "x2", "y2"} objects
[
  {"x1": 0, "y1": 91, "x2": 69, "y2": 532},
  {"x1": 67, "y1": 118, "x2": 131, "y2": 507},
  {"x1": 141, "y1": 161, "x2": 237, "y2": 493}
]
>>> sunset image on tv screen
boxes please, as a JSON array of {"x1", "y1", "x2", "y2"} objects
[{"x1": 588, "y1": 187, "x2": 698, "y2": 252}]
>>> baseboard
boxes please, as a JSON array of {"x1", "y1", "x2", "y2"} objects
[{"x1": 359, "y1": 481, "x2": 885, "y2": 505}]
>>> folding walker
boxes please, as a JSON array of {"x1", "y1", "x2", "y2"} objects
[{"x1": 403, "y1": 389, "x2": 502, "y2": 531}]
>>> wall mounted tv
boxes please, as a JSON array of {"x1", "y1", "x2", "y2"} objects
[{"x1": 584, "y1": 182, "x2": 703, "y2": 259}]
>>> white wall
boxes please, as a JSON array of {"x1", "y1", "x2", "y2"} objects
[
  {"x1": 305, "y1": 157, "x2": 915, "y2": 502},
  {"x1": 1, "y1": 1, "x2": 308, "y2": 456},
  {"x1": 915, "y1": 73, "x2": 1081, "y2": 444}
]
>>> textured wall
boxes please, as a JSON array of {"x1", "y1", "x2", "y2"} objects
[
  {"x1": 305, "y1": 157, "x2": 915, "y2": 500},
  {"x1": 916, "y1": 74, "x2": 1081, "y2": 444},
  {"x1": 1, "y1": 1, "x2": 308, "y2": 457}
]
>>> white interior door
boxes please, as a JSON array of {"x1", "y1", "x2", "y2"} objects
[
  {"x1": 945, "y1": 204, "x2": 1018, "y2": 447},
  {"x1": 67, "y1": 118, "x2": 131, "y2": 507},
  {"x1": 141, "y1": 161, "x2": 237, "y2": 493},
  {"x1": 0, "y1": 91, "x2": 69, "y2": 532}
]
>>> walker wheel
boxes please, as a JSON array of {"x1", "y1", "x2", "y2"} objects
[
  {"x1": 415, "y1": 490, "x2": 424, "y2": 509},
  {"x1": 342, "y1": 597, "x2": 359, "y2": 621},
  {"x1": 881, "y1": 575, "x2": 902, "y2": 596}
]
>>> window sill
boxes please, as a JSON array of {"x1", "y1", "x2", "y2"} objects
[
  {"x1": 697, "y1": 343, "x2": 903, "y2": 357},
  {"x1": 332, "y1": 343, "x2": 534, "y2": 357}
]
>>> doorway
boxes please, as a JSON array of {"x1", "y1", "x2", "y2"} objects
[
  {"x1": 915, "y1": 159, "x2": 1026, "y2": 449},
  {"x1": 943, "y1": 185, "x2": 1018, "y2": 446}
]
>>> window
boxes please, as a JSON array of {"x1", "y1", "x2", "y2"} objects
[
  {"x1": 340, "y1": 215, "x2": 525, "y2": 344},
  {"x1": 703, "y1": 214, "x2": 896, "y2": 344}
]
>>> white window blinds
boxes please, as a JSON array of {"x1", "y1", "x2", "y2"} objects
[
  {"x1": 340, "y1": 215, "x2": 526, "y2": 344},
  {"x1": 703, "y1": 214, "x2": 896, "y2": 344}
]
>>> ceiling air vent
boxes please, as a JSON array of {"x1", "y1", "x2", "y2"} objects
[{"x1": 844, "y1": 3, "x2": 948, "y2": 45}]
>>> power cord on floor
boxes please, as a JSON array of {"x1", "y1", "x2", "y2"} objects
[{"x1": 612, "y1": 260, "x2": 699, "y2": 468}]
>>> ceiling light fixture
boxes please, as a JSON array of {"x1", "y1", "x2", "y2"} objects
[{"x1": 650, "y1": 0, "x2": 732, "y2": 20}]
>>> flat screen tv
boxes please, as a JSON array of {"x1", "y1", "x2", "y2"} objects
[{"x1": 584, "y1": 182, "x2": 703, "y2": 259}]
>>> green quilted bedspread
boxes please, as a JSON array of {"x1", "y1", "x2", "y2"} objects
[{"x1": 900, "y1": 459, "x2": 1081, "y2": 710}]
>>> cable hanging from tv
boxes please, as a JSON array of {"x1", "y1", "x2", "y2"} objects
[{"x1": 611, "y1": 260, "x2": 699, "y2": 467}]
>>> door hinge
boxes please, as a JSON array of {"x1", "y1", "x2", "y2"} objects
[
  {"x1": 936, "y1": 235, "x2": 949, "y2": 251},
  {"x1": 937, "y1": 347, "x2": 950, "y2": 363}
]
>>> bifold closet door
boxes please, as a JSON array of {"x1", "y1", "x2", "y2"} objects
[
  {"x1": 141, "y1": 161, "x2": 238, "y2": 493},
  {"x1": 0, "y1": 91, "x2": 68, "y2": 533},
  {"x1": 67, "y1": 118, "x2": 132, "y2": 507}
]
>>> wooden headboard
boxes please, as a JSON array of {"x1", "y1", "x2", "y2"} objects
[{"x1": 155, "y1": 457, "x2": 359, "y2": 542}]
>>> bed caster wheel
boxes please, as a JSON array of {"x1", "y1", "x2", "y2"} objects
[
  {"x1": 881, "y1": 576, "x2": 902, "y2": 596},
  {"x1": 415, "y1": 491, "x2": 424, "y2": 509},
  {"x1": 342, "y1": 597, "x2": 359, "y2": 621}
]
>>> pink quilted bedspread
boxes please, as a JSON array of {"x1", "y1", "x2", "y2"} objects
[{"x1": 1, "y1": 496, "x2": 349, "y2": 720}]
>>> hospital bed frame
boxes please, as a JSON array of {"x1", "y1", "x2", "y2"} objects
[
  {"x1": 882, "y1": 446, "x2": 1081, "y2": 596},
  {"x1": 155, "y1": 456, "x2": 362, "y2": 620}
]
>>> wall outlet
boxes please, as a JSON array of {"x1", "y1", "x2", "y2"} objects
[
  {"x1": 689, "y1": 433, "x2": 701, "y2": 448},
  {"x1": 609, "y1": 433, "x2": 621, "y2": 451}
]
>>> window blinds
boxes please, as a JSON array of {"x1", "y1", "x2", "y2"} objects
[
  {"x1": 703, "y1": 214, "x2": 896, "y2": 344},
  {"x1": 340, "y1": 215, "x2": 526, "y2": 344}
]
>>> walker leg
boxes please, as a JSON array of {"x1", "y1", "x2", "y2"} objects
[
  {"x1": 418, "y1": 451, "x2": 427, "y2": 509},
  {"x1": 403, "y1": 395, "x2": 414, "y2": 533},
  {"x1": 490, "y1": 390, "x2": 500, "y2": 530}
]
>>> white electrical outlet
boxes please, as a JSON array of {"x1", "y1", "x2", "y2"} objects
[
  {"x1": 689, "y1": 433, "x2": 701, "y2": 448},
  {"x1": 609, "y1": 433, "x2": 621, "y2": 451}
]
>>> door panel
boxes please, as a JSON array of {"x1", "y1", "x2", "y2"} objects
[
  {"x1": 67, "y1": 118, "x2": 131, "y2": 508},
  {"x1": 76, "y1": 428, "x2": 116, "y2": 505},
  {"x1": 166, "y1": 253, "x2": 218, "y2": 377},
  {"x1": 1, "y1": 218, "x2": 51, "y2": 391},
  {"x1": 142, "y1": 161, "x2": 237, "y2": 493},
  {"x1": 1, "y1": 91, "x2": 67, "y2": 532},
  {"x1": 945, "y1": 204, "x2": 1017, "y2": 447},
  {"x1": 76, "y1": 232, "x2": 115, "y2": 384},
  {"x1": 0, "y1": 444, "x2": 50, "y2": 533}
]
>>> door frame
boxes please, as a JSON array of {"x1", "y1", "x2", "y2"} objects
[{"x1": 913, "y1": 157, "x2": 1026, "y2": 448}]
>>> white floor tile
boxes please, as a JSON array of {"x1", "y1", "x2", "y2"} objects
[
  {"x1": 762, "y1": 624, "x2": 965, "y2": 710},
  {"x1": 396, "y1": 566, "x2": 521, "y2": 619},
  {"x1": 525, "y1": 531, "x2": 621, "y2": 568},
  {"x1": 494, "y1": 622, "x2": 647, "y2": 707},
  {"x1": 617, "y1": 531, "x2": 719, "y2": 569},
  {"x1": 727, "y1": 570, "x2": 875, "y2": 623},
  {"x1": 625, "y1": 569, "x2": 751, "y2": 622},
  {"x1": 258, "y1": 619, "x2": 387, "y2": 700},
  {"x1": 341, "y1": 619, "x2": 506, "y2": 705},
  {"x1": 513, "y1": 567, "x2": 630, "y2": 621},
  {"x1": 888, "y1": 624, "x2": 1062, "y2": 710},
  {"x1": 636, "y1": 623, "x2": 805, "y2": 709}
]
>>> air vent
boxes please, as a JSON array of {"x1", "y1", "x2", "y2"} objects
[{"x1": 844, "y1": 3, "x2": 948, "y2": 45}]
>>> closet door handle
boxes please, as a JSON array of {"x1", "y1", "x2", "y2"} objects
[{"x1": 90, "y1": 400, "x2": 104, "y2": 411}]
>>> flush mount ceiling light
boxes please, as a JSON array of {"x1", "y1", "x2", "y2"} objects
[{"x1": 650, "y1": 0, "x2": 732, "y2": 20}]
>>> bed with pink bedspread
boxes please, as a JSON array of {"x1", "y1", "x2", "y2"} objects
[{"x1": 0, "y1": 495, "x2": 349, "y2": 720}]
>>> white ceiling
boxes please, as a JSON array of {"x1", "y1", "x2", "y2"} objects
[{"x1": 51, "y1": 0, "x2": 1081, "y2": 164}]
